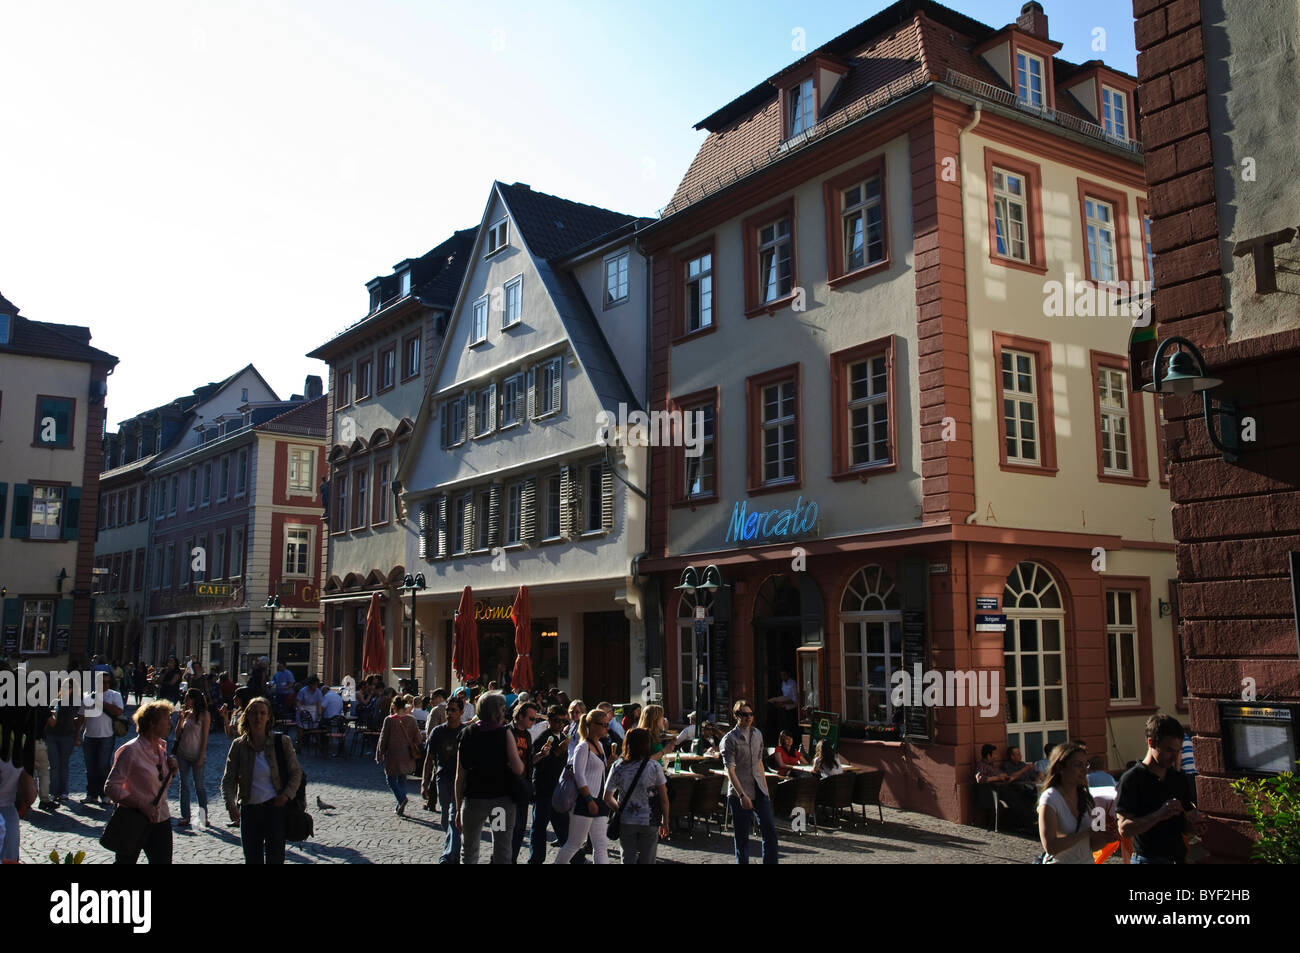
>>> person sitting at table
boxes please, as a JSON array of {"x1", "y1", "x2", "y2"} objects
[
  {"x1": 636, "y1": 705, "x2": 675, "y2": 762},
  {"x1": 319, "y1": 683, "x2": 345, "y2": 757},
  {"x1": 296, "y1": 676, "x2": 324, "y2": 732},
  {"x1": 1000, "y1": 746, "x2": 1039, "y2": 787},
  {"x1": 1034, "y1": 742, "x2": 1055, "y2": 778},
  {"x1": 812, "y1": 739, "x2": 849, "y2": 777},
  {"x1": 772, "y1": 731, "x2": 807, "y2": 776},
  {"x1": 1086, "y1": 756, "x2": 1115, "y2": 788},
  {"x1": 674, "y1": 711, "x2": 697, "y2": 747},
  {"x1": 975, "y1": 744, "x2": 1036, "y2": 828},
  {"x1": 599, "y1": 702, "x2": 625, "y2": 745},
  {"x1": 693, "y1": 721, "x2": 722, "y2": 756}
]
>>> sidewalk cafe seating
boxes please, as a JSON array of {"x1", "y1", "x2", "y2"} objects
[
  {"x1": 852, "y1": 770, "x2": 885, "y2": 824},
  {"x1": 685, "y1": 772, "x2": 726, "y2": 835},
  {"x1": 815, "y1": 772, "x2": 857, "y2": 829}
]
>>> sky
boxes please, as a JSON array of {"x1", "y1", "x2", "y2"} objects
[{"x1": 0, "y1": 0, "x2": 1140, "y2": 425}]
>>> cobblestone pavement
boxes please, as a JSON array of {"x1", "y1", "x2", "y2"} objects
[{"x1": 20, "y1": 721, "x2": 1043, "y2": 865}]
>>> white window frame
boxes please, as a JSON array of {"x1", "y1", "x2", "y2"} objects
[
  {"x1": 29, "y1": 484, "x2": 64, "y2": 539},
  {"x1": 1002, "y1": 349, "x2": 1040, "y2": 465},
  {"x1": 1098, "y1": 367, "x2": 1132, "y2": 475},
  {"x1": 20, "y1": 599, "x2": 55, "y2": 655},
  {"x1": 403, "y1": 334, "x2": 421, "y2": 379},
  {"x1": 485, "y1": 218, "x2": 509, "y2": 256},
  {"x1": 992, "y1": 167, "x2": 1029, "y2": 262},
  {"x1": 787, "y1": 77, "x2": 814, "y2": 137},
  {"x1": 288, "y1": 446, "x2": 316, "y2": 494},
  {"x1": 187, "y1": 468, "x2": 197, "y2": 511},
  {"x1": 471, "y1": 295, "x2": 490, "y2": 345},
  {"x1": 181, "y1": 537, "x2": 193, "y2": 586},
  {"x1": 760, "y1": 379, "x2": 798, "y2": 485},
  {"x1": 201, "y1": 462, "x2": 212, "y2": 506},
  {"x1": 503, "y1": 275, "x2": 523, "y2": 328},
  {"x1": 684, "y1": 402, "x2": 715, "y2": 498},
  {"x1": 757, "y1": 217, "x2": 793, "y2": 304},
  {"x1": 534, "y1": 357, "x2": 563, "y2": 419},
  {"x1": 153, "y1": 546, "x2": 164, "y2": 587},
  {"x1": 284, "y1": 525, "x2": 313, "y2": 577},
  {"x1": 473, "y1": 386, "x2": 494, "y2": 438},
  {"x1": 543, "y1": 472, "x2": 562, "y2": 541},
  {"x1": 374, "y1": 460, "x2": 391, "y2": 525},
  {"x1": 352, "y1": 467, "x2": 368, "y2": 531},
  {"x1": 1143, "y1": 216, "x2": 1154, "y2": 283},
  {"x1": 604, "y1": 251, "x2": 629, "y2": 307},
  {"x1": 236, "y1": 449, "x2": 248, "y2": 498},
  {"x1": 842, "y1": 177, "x2": 885, "y2": 272},
  {"x1": 501, "y1": 373, "x2": 525, "y2": 429},
  {"x1": 379, "y1": 347, "x2": 395, "y2": 390},
  {"x1": 506, "y1": 481, "x2": 523, "y2": 545},
  {"x1": 218, "y1": 455, "x2": 230, "y2": 502},
  {"x1": 1106, "y1": 590, "x2": 1140, "y2": 704},
  {"x1": 685, "y1": 252, "x2": 712, "y2": 333},
  {"x1": 1016, "y1": 51, "x2": 1045, "y2": 107},
  {"x1": 475, "y1": 489, "x2": 492, "y2": 551},
  {"x1": 1085, "y1": 196, "x2": 1118, "y2": 283},
  {"x1": 157, "y1": 479, "x2": 167, "y2": 518},
  {"x1": 400, "y1": 269, "x2": 412, "y2": 296},
  {"x1": 164, "y1": 542, "x2": 175, "y2": 589},
  {"x1": 1102, "y1": 85, "x2": 1128, "y2": 140},
  {"x1": 453, "y1": 494, "x2": 469, "y2": 554},
  {"x1": 584, "y1": 464, "x2": 603, "y2": 534},
  {"x1": 847, "y1": 354, "x2": 890, "y2": 469}
]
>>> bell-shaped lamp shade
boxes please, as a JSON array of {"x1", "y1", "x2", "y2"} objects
[{"x1": 1145, "y1": 349, "x2": 1221, "y2": 396}]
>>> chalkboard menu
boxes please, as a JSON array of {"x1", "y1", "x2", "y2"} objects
[
  {"x1": 710, "y1": 621, "x2": 731, "y2": 720},
  {"x1": 2, "y1": 625, "x2": 17, "y2": 654},
  {"x1": 902, "y1": 609, "x2": 930, "y2": 742},
  {"x1": 54, "y1": 626, "x2": 70, "y2": 654}
]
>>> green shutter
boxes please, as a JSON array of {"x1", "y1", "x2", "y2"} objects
[
  {"x1": 56, "y1": 598, "x2": 74, "y2": 626},
  {"x1": 0, "y1": 482, "x2": 7, "y2": 537},
  {"x1": 2, "y1": 598, "x2": 20, "y2": 633},
  {"x1": 11, "y1": 484, "x2": 31, "y2": 539},
  {"x1": 62, "y1": 486, "x2": 81, "y2": 540}
]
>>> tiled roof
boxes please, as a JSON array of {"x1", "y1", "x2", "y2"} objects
[
  {"x1": 415, "y1": 227, "x2": 478, "y2": 309},
  {"x1": 0, "y1": 312, "x2": 119, "y2": 366},
  {"x1": 497, "y1": 182, "x2": 637, "y2": 261},
  {"x1": 665, "y1": 0, "x2": 1140, "y2": 216},
  {"x1": 254, "y1": 394, "x2": 326, "y2": 435}
]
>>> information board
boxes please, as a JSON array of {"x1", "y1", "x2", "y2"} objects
[
  {"x1": 710, "y1": 620, "x2": 730, "y2": 721},
  {"x1": 902, "y1": 610, "x2": 930, "y2": 742}
]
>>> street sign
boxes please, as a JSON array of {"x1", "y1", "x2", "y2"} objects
[
  {"x1": 975, "y1": 597, "x2": 999, "y2": 611},
  {"x1": 196, "y1": 582, "x2": 233, "y2": 598},
  {"x1": 695, "y1": 605, "x2": 706, "y2": 620},
  {"x1": 974, "y1": 613, "x2": 1007, "y2": 632}
]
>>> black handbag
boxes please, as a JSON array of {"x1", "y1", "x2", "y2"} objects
[
  {"x1": 100, "y1": 762, "x2": 174, "y2": 856},
  {"x1": 272, "y1": 732, "x2": 313, "y2": 841},
  {"x1": 606, "y1": 757, "x2": 649, "y2": 841}
]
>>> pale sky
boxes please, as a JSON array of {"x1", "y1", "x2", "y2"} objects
[{"x1": 0, "y1": 0, "x2": 1138, "y2": 425}]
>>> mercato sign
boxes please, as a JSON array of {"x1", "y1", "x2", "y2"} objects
[{"x1": 724, "y1": 496, "x2": 820, "y2": 545}]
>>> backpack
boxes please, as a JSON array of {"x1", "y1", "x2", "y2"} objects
[{"x1": 272, "y1": 733, "x2": 313, "y2": 840}]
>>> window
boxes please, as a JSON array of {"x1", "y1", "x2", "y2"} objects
[
  {"x1": 1084, "y1": 197, "x2": 1117, "y2": 283},
  {"x1": 379, "y1": 347, "x2": 395, "y2": 391},
  {"x1": 838, "y1": 344, "x2": 892, "y2": 471},
  {"x1": 1002, "y1": 349, "x2": 1039, "y2": 465},
  {"x1": 1016, "y1": 51, "x2": 1044, "y2": 107},
  {"x1": 125, "y1": 488, "x2": 135, "y2": 524},
  {"x1": 236, "y1": 449, "x2": 248, "y2": 497},
  {"x1": 1106, "y1": 591, "x2": 1139, "y2": 703},
  {"x1": 585, "y1": 465, "x2": 603, "y2": 533},
  {"x1": 337, "y1": 369, "x2": 352, "y2": 407},
  {"x1": 400, "y1": 269, "x2": 411, "y2": 296},
  {"x1": 440, "y1": 396, "x2": 467, "y2": 448},
  {"x1": 32, "y1": 396, "x2": 75, "y2": 448},
  {"x1": 181, "y1": 538, "x2": 193, "y2": 585},
  {"x1": 169, "y1": 476, "x2": 179, "y2": 515},
  {"x1": 1003, "y1": 562, "x2": 1068, "y2": 763},
  {"x1": 1102, "y1": 85, "x2": 1127, "y2": 140},
  {"x1": 213, "y1": 531, "x2": 226, "y2": 580},
  {"x1": 787, "y1": 77, "x2": 814, "y2": 137},
  {"x1": 356, "y1": 359, "x2": 372, "y2": 400},
  {"x1": 684, "y1": 401, "x2": 715, "y2": 500},
  {"x1": 453, "y1": 494, "x2": 469, "y2": 554},
  {"x1": 685, "y1": 252, "x2": 712, "y2": 333},
  {"x1": 485, "y1": 218, "x2": 509, "y2": 255},
  {"x1": 1090, "y1": 352, "x2": 1149, "y2": 485},
  {"x1": 761, "y1": 380, "x2": 797, "y2": 485},
  {"x1": 333, "y1": 472, "x2": 349, "y2": 533},
  {"x1": 374, "y1": 460, "x2": 390, "y2": 524},
  {"x1": 544, "y1": 473, "x2": 562, "y2": 540},
  {"x1": 153, "y1": 546, "x2": 164, "y2": 587},
  {"x1": 353, "y1": 467, "x2": 368, "y2": 530},
  {"x1": 201, "y1": 463, "x2": 212, "y2": 506},
  {"x1": 164, "y1": 543, "x2": 175, "y2": 589},
  {"x1": 604, "y1": 252, "x2": 629, "y2": 306},
  {"x1": 503, "y1": 275, "x2": 523, "y2": 328},
  {"x1": 194, "y1": 533, "x2": 207, "y2": 581},
  {"x1": 282, "y1": 527, "x2": 309, "y2": 576},
  {"x1": 187, "y1": 468, "x2": 197, "y2": 510},
  {"x1": 501, "y1": 373, "x2": 525, "y2": 428},
  {"x1": 471, "y1": 296, "x2": 489, "y2": 344},
  {"x1": 401, "y1": 333, "x2": 421, "y2": 381},
  {"x1": 469, "y1": 385, "x2": 492, "y2": 438},
  {"x1": 231, "y1": 527, "x2": 244, "y2": 576},
  {"x1": 134, "y1": 548, "x2": 146, "y2": 590},
  {"x1": 840, "y1": 566, "x2": 902, "y2": 724},
  {"x1": 138, "y1": 485, "x2": 148, "y2": 522},
  {"x1": 992, "y1": 168, "x2": 1028, "y2": 262},
  {"x1": 29, "y1": 484, "x2": 64, "y2": 539},
  {"x1": 111, "y1": 555, "x2": 122, "y2": 592},
  {"x1": 506, "y1": 482, "x2": 523, "y2": 544},
  {"x1": 476, "y1": 490, "x2": 492, "y2": 550},
  {"x1": 1142, "y1": 213, "x2": 1153, "y2": 283},
  {"x1": 20, "y1": 600, "x2": 54, "y2": 654},
  {"x1": 289, "y1": 447, "x2": 315, "y2": 494},
  {"x1": 533, "y1": 357, "x2": 562, "y2": 418},
  {"x1": 743, "y1": 199, "x2": 797, "y2": 315},
  {"x1": 157, "y1": 480, "x2": 167, "y2": 517},
  {"x1": 122, "y1": 553, "x2": 134, "y2": 592},
  {"x1": 218, "y1": 455, "x2": 230, "y2": 501}
]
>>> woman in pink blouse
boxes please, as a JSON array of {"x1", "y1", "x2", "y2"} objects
[{"x1": 105, "y1": 700, "x2": 178, "y2": 864}]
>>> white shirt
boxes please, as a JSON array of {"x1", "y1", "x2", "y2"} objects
[
  {"x1": 781, "y1": 678, "x2": 798, "y2": 703},
  {"x1": 249, "y1": 751, "x2": 276, "y2": 805},
  {"x1": 529, "y1": 720, "x2": 549, "y2": 742},
  {"x1": 675, "y1": 724, "x2": 697, "y2": 746},
  {"x1": 607, "y1": 716, "x2": 626, "y2": 741},
  {"x1": 82, "y1": 689, "x2": 123, "y2": 739},
  {"x1": 1038, "y1": 787, "x2": 1094, "y2": 865}
]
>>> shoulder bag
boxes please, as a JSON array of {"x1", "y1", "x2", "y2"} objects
[
  {"x1": 100, "y1": 758, "x2": 174, "y2": 856},
  {"x1": 606, "y1": 757, "x2": 649, "y2": 841},
  {"x1": 272, "y1": 733, "x2": 313, "y2": 841}
]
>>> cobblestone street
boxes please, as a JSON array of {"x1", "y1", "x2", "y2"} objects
[{"x1": 19, "y1": 719, "x2": 1044, "y2": 865}]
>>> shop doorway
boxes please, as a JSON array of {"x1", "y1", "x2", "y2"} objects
[
  {"x1": 752, "y1": 574, "x2": 804, "y2": 737},
  {"x1": 478, "y1": 623, "x2": 516, "y2": 688},
  {"x1": 583, "y1": 611, "x2": 630, "y2": 703},
  {"x1": 533, "y1": 619, "x2": 559, "y2": 694}
]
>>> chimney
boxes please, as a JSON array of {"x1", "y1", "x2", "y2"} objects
[
  {"x1": 305, "y1": 375, "x2": 323, "y2": 400},
  {"x1": 1017, "y1": 1, "x2": 1049, "y2": 40}
]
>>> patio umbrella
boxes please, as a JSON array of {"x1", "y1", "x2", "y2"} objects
[
  {"x1": 510, "y1": 585, "x2": 533, "y2": 692},
  {"x1": 362, "y1": 592, "x2": 387, "y2": 676},
  {"x1": 452, "y1": 586, "x2": 479, "y2": 683}
]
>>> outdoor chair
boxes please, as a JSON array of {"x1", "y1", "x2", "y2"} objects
[
  {"x1": 666, "y1": 775, "x2": 695, "y2": 835},
  {"x1": 852, "y1": 770, "x2": 885, "y2": 824},
  {"x1": 686, "y1": 772, "x2": 726, "y2": 836},
  {"x1": 815, "y1": 772, "x2": 857, "y2": 829}
]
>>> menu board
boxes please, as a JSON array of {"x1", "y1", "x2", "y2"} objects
[
  {"x1": 2, "y1": 624, "x2": 17, "y2": 654},
  {"x1": 710, "y1": 620, "x2": 730, "y2": 721},
  {"x1": 54, "y1": 626, "x2": 70, "y2": 654},
  {"x1": 902, "y1": 610, "x2": 930, "y2": 742}
]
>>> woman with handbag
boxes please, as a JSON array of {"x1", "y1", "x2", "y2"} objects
[
  {"x1": 376, "y1": 694, "x2": 421, "y2": 816},
  {"x1": 603, "y1": 728, "x2": 670, "y2": 864},
  {"x1": 552, "y1": 709, "x2": 613, "y2": 864},
  {"x1": 103, "y1": 700, "x2": 178, "y2": 864},
  {"x1": 220, "y1": 697, "x2": 302, "y2": 864},
  {"x1": 454, "y1": 691, "x2": 524, "y2": 864},
  {"x1": 174, "y1": 688, "x2": 211, "y2": 829}
]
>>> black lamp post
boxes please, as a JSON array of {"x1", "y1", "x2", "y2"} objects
[
  {"x1": 400, "y1": 573, "x2": 425, "y2": 694},
  {"x1": 675, "y1": 564, "x2": 722, "y2": 748},
  {"x1": 264, "y1": 594, "x2": 281, "y2": 663}
]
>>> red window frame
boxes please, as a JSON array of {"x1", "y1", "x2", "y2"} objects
[
  {"x1": 742, "y1": 197, "x2": 798, "y2": 317},
  {"x1": 1089, "y1": 350, "x2": 1150, "y2": 487},
  {"x1": 830, "y1": 336, "x2": 898, "y2": 480},
  {"x1": 992, "y1": 331, "x2": 1058, "y2": 476},
  {"x1": 823, "y1": 155, "x2": 890, "y2": 287},
  {"x1": 745, "y1": 363, "x2": 802, "y2": 496},
  {"x1": 670, "y1": 387, "x2": 720, "y2": 507}
]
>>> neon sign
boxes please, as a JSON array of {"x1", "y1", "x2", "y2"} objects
[{"x1": 724, "y1": 496, "x2": 820, "y2": 545}]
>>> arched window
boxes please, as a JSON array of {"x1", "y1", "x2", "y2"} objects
[
  {"x1": 839, "y1": 565, "x2": 902, "y2": 724},
  {"x1": 1003, "y1": 561, "x2": 1068, "y2": 763}
]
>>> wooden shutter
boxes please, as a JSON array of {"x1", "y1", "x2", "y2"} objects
[
  {"x1": 62, "y1": 486, "x2": 82, "y2": 541},
  {"x1": 440, "y1": 403, "x2": 450, "y2": 448},
  {"x1": 11, "y1": 484, "x2": 31, "y2": 539},
  {"x1": 601, "y1": 461, "x2": 614, "y2": 531},
  {"x1": 570, "y1": 465, "x2": 584, "y2": 534},
  {"x1": 0, "y1": 482, "x2": 6, "y2": 537},
  {"x1": 466, "y1": 394, "x2": 476, "y2": 440},
  {"x1": 486, "y1": 383, "x2": 497, "y2": 432},
  {"x1": 550, "y1": 358, "x2": 562, "y2": 415},
  {"x1": 462, "y1": 496, "x2": 473, "y2": 550},
  {"x1": 513, "y1": 375, "x2": 526, "y2": 423},
  {"x1": 417, "y1": 505, "x2": 430, "y2": 561},
  {"x1": 526, "y1": 368, "x2": 536, "y2": 420},
  {"x1": 520, "y1": 478, "x2": 536, "y2": 544},
  {"x1": 489, "y1": 482, "x2": 502, "y2": 547},
  {"x1": 559, "y1": 466, "x2": 572, "y2": 538},
  {"x1": 436, "y1": 495, "x2": 448, "y2": 558}
]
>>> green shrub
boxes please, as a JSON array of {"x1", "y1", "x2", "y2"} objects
[{"x1": 1231, "y1": 762, "x2": 1300, "y2": 864}]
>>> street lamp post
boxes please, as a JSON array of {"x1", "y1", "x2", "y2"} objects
[
  {"x1": 264, "y1": 594, "x2": 280, "y2": 668},
  {"x1": 400, "y1": 573, "x2": 426, "y2": 695},
  {"x1": 676, "y1": 565, "x2": 723, "y2": 751}
]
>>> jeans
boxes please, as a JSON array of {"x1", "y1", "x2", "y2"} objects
[
  {"x1": 83, "y1": 735, "x2": 115, "y2": 800},
  {"x1": 385, "y1": 770, "x2": 408, "y2": 807},
  {"x1": 511, "y1": 800, "x2": 530, "y2": 862},
  {"x1": 554, "y1": 810, "x2": 609, "y2": 864},
  {"x1": 437, "y1": 777, "x2": 460, "y2": 863},
  {"x1": 1133, "y1": 854, "x2": 1178, "y2": 865},
  {"x1": 33, "y1": 740, "x2": 50, "y2": 802},
  {"x1": 618, "y1": 823, "x2": 659, "y2": 864},
  {"x1": 113, "y1": 819, "x2": 172, "y2": 865},
  {"x1": 529, "y1": 795, "x2": 569, "y2": 864},
  {"x1": 240, "y1": 801, "x2": 287, "y2": 864},
  {"x1": 177, "y1": 755, "x2": 207, "y2": 821},
  {"x1": 0, "y1": 805, "x2": 18, "y2": 861},
  {"x1": 460, "y1": 795, "x2": 514, "y2": 864},
  {"x1": 729, "y1": 791, "x2": 779, "y2": 864},
  {"x1": 46, "y1": 734, "x2": 75, "y2": 798}
]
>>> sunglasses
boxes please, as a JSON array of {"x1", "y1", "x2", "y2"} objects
[{"x1": 737, "y1": 711, "x2": 754, "y2": 718}]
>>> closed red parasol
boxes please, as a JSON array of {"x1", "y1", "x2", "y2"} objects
[
  {"x1": 510, "y1": 586, "x2": 533, "y2": 692},
  {"x1": 452, "y1": 586, "x2": 479, "y2": 683},
  {"x1": 362, "y1": 592, "x2": 387, "y2": 676}
]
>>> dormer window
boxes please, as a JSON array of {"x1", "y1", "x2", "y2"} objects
[
  {"x1": 0, "y1": 312, "x2": 10, "y2": 345},
  {"x1": 369, "y1": 288, "x2": 383, "y2": 312},
  {"x1": 1102, "y1": 85, "x2": 1128, "y2": 139},
  {"x1": 485, "y1": 219, "x2": 509, "y2": 256},
  {"x1": 787, "y1": 78, "x2": 814, "y2": 137},
  {"x1": 1016, "y1": 51, "x2": 1045, "y2": 107},
  {"x1": 400, "y1": 269, "x2": 412, "y2": 296}
]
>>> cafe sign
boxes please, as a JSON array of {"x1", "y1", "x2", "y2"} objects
[
  {"x1": 474, "y1": 600, "x2": 514, "y2": 622},
  {"x1": 196, "y1": 583, "x2": 233, "y2": 598},
  {"x1": 724, "y1": 496, "x2": 820, "y2": 545}
]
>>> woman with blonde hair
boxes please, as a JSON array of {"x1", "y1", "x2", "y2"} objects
[
  {"x1": 635, "y1": 704, "x2": 676, "y2": 761},
  {"x1": 553, "y1": 709, "x2": 613, "y2": 864},
  {"x1": 104, "y1": 700, "x2": 178, "y2": 864},
  {"x1": 221, "y1": 697, "x2": 302, "y2": 864},
  {"x1": 1037, "y1": 741, "x2": 1115, "y2": 864}
]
